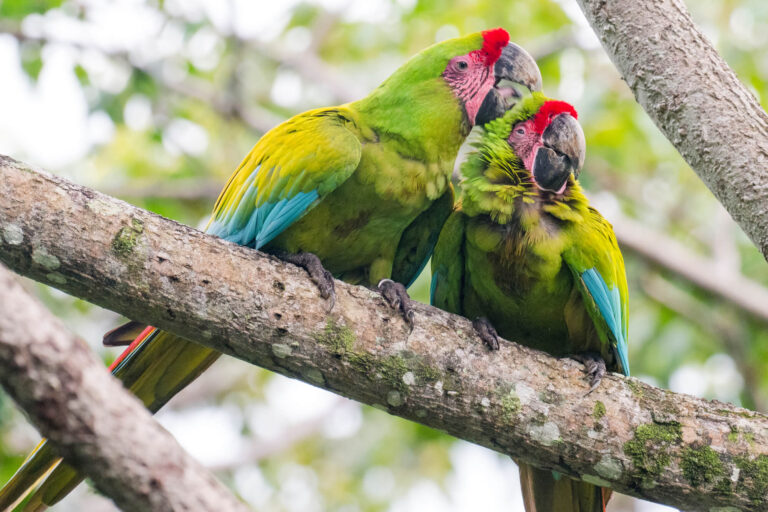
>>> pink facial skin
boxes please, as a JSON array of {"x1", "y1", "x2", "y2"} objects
[
  {"x1": 508, "y1": 118, "x2": 567, "y2": 194},
  {"x1": 442, "y1": 52, "x2": 495, "y2": 126},
  {"x1": 508, "y1": 118, "x2": 542, "y2": 173}
]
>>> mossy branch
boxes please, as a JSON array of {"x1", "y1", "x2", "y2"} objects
[{"x1": 2, "y1": 156, "x2": 768, "y2": 510}]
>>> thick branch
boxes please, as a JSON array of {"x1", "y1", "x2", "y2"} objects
[
  {"x1": 575, "y1": 0, "x2": 768, "y2": 261},
  {"x1": 0, "y1": 265, "x2": 250, "y2": 512},
  {"x1": 2, "y1": 159, "x2": 768, "y2": 510}
]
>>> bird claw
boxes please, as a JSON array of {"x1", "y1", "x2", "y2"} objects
[
  {"x1": 472, "y1": 317, "x2": 500, "y2": 351},
  {"x1": 572, "y1": 352, "x2": 607, "y2": 394},
  {"x1": 275, "y1": 251, "x2": 336, "y2": 312},
  {"x1": 377, "y1": 279, "x2": 415, "y2": 329}
]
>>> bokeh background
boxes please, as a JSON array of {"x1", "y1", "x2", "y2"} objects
[{"x1": 1, "y1": 0, "x2": 768, "y2": 510}]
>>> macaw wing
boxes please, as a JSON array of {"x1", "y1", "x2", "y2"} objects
[
  {"x1": 564, "y1": 211, "x2": 630, "y2": 376},
  {"x1": 429, "y1": 208, "x2": 467, "y2": 315},
  {"x1": 206, "y1": 108, "x2": 362, "y2": 248},
  {"x1": 391, "y1": 185, "x2": 455, "y2": 288}
]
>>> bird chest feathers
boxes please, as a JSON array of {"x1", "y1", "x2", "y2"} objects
[
  {"x1": 354, "y1": 141, "x2": 452, "y2": 209},
  {"x1": 467, "y1": 207, "x2": 572, "y2": 300}
]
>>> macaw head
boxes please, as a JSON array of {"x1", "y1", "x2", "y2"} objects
[
  {"x1": 439, "y1": 28, "x2": 543, "y2": 126},
  {"x1": 459, "y1": 93, "x2": 587, "y2": 223},
  {"x1": 370, "y1": 28, "x2": 542, "y2": 129},
  {"x1": 505, "y1": 95, "x2": 586, "y2": 194}
]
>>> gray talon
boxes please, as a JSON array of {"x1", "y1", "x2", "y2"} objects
[
  {"x1": 473, "y1": 317, "x2": 500, "y2": 351},
  {"x1": 378, "y1": 279, "x2": 415, "y2": 329},
  {"x1": 572, "y1": 352, "x2": 607, "y2": 393},
  {"x1": 275, "y1": 251, "x2": 336, "y2": 311}
]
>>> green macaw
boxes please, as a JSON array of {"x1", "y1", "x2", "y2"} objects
[
  {"x1": 0, "y1": 29, "x2": 543, "y2": 511},
  {"x1": 431, "y1": 93, "x2": 629, "y2": 512}
]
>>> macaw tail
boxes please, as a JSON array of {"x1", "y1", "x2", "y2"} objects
[
  {"x1": 0, "y1": 327, "x2": 220, "y2": 511},
  {"x1": 518, "y1": 462, "x2": 611, "y2": 512}
]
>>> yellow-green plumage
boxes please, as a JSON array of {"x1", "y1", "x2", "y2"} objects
[
  {"x1": 435, "y1": 183, "x2": 626, "y2": 361},
  {"x1": 0, "y1": 31, "x2": 517, "y2": 511},
  {"x1": 431, "y1": 93, "x2": 628, "y2": 512},
  {"x1": 204, "y1": 32, "x2": 491, "y2": 286}
]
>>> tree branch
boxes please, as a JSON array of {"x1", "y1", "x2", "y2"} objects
[
  {"x1": 2, "y1": 157, "x2": 768, "y2": 510},
  {"x1": 0, "y1": 264, "x2": 250, "y2": 512},
  {"x1": 640, "y1": 273, "x2": 765, "y2": 412},
  {"x1": 611, "y1": 212, "x2": 768, "y2": 322},
  {"x1": 575, "y1": 0, "x2": 768, "y2": 261}
]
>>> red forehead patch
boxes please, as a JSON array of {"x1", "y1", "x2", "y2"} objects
[
  {"x1": 480, "y1": 28, "x2": 509, "y2": 65},
  {"x1": 532, "y1": 100, "x2": 578, "y2": 134}
]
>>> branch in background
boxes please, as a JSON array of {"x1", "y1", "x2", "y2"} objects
[
  {"x1": 0, "y1": 265, "x2": 250, "y2": 512},
  {"x1": 640, "y1": 274, "x2": 765, "y2": 412},
  {"x1": 575, "y1": 0, "x2": 768, "y2": 261},
  {"x1": 611, "y1": 213, "x2": 768, "y2": 322},
  {"x1": 0, "y1": 21, "x2": 282, "y2": 134},
  {"x1": 711, "y1": 205, "x2": 742, "y2": 275},
  {"x1": 208, "y1": 398, "x2": 350, "y2": 472},
  {"x1": 3, "y1": 158, "x2": 768, "y2": 511},
  {"x1": 165, "y1": 358, "x2": 252, "y2": 410},
  {"x1": 103, "y1": 179, "x2": 223, "y2": 201},
  {"x1": 528, "y1": 27, "x2": 581, "y2": 61}
]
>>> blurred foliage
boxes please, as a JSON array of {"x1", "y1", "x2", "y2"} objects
[{"x1": 1, "y1": 0, "x2": 768, "y2": 510}]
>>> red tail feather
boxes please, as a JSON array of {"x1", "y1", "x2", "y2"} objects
[{"x1": 108, "y1": 326, "x2": 156, "y2": 371}]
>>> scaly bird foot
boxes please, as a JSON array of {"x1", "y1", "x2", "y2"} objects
[
  {"x1": 472, "y1": 317, "x2": 500, "y2": 351},
  {"x1": 377, "y1": 279, "x2": 415, "y2": 329},
  {"x1": 275, "y1": 251, "x2": 335, "y2": 311},
  {"x1": 572, "y1": 352, "x2": 607, "y2": 393}
]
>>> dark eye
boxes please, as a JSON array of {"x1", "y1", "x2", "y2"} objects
[
  {"x1": 457, "y1": 60, "x2": 468, "y2": 70},
  {"x1": 516, "y1": 128, "x2": 525, "y2": 135}
]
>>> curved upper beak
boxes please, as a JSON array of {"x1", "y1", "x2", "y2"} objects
[
  {"x1": 495, "y1": 43, "x2": 543, "y2": 95},
  {"x1": 475, "y1": 43, "x2": 543, "y2": 126},
  {"x1": 532, "y1": 113, "x2": 586, "y2": 193}
]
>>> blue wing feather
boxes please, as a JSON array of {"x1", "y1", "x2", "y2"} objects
[
  {"x1": 581, "y1": 268, "x2": 630, "y2": 376},
  {"x1": 206, "y1": 164, "x2": 320, "y2": 249},
  {"x1": 429, "y1": 270, "x2": 440, "y2": 304},
  {"x1": 254, "y1": 191, "x2": 319, "y2": 248}
]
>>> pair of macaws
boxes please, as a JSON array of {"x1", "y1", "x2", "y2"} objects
[{"x1": 0, "y1": 28, "x2": 629, "y2": 512}]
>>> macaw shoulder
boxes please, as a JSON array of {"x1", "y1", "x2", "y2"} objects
[
  {"x1": 217, "y1": 106, "x2": 364, "y2": 205},
  {"x1": 249, "y1": 106, "x2": 363, "y2": 177},
  {"x1": 206, "y1": 106, "x2": 364, "y2": 245}
]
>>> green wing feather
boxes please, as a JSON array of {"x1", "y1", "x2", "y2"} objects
[
  {"x1": 429, "y1": 208, "x2": 467, "y2": 315},
  {"x1": 391, "y1": 185, "x2": 454, "y2": 287},
  {"x1": 207, "y1": 107, "x2": 362, "y2": 248},
  {"x1": 563, "y1": 209, "x2": 629, "y2": 375}
]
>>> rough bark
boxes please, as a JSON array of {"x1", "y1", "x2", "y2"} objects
[
  {"x1": 575, "y1": 0, "x2": 768, "y2": 262},
  {"x1": 3, "y1": 158, "x2": 768, "y2": 510},
  {"x1": 0, "y1": 265, "x2": 250, "y2": 512}
]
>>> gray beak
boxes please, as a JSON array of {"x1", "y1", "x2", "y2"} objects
[
  {"x1": 475, "y1": 43, "x2": 543, "y2": 126},
  {"x1": 532, "y1": 113, "x2": 586, "y2": 192},
  {"x1": 495, "y1": 43, "x2": 543, "y2": 95}
]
